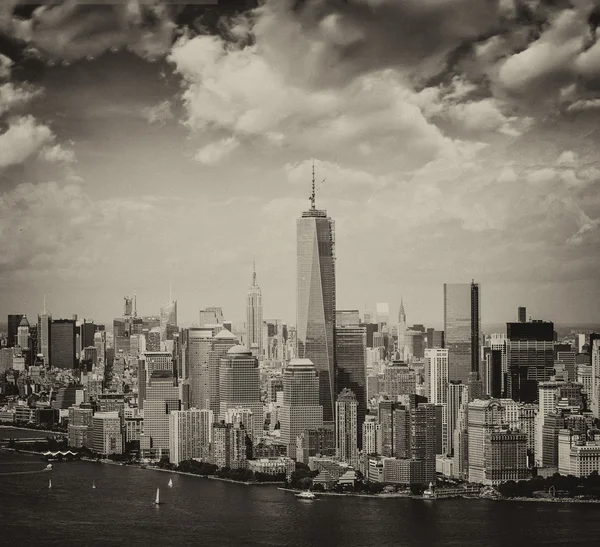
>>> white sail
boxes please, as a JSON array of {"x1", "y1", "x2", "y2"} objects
[
  {"x1": 92, "y1": 480, "x2": 96, "y2": 489},
  {"x1": 48, "y1": 479, "x2": 52, "y2": 489},
  {"x1": 155, "y1": 488, "x2": 160, "y2": 505},
  {"x1": 168, "y1": 478, "x2": 173, "y2": 487}
]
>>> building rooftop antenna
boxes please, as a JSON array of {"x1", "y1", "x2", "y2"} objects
[{"x1": 310, "y1": 159, "x2": 316, "y2": 210}]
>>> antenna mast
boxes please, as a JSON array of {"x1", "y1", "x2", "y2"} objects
[{"x1": 310, "y1": 159, "x2": 316, "y2": 210}]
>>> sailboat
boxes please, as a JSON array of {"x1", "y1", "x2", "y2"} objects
[
  {"x1": 154, "y1": 487, "x2": 160, "y2": 505},
  {"x1": 48, "y1": 479, "x2": 52, "y2": 489},
  {"x1": 168, "y1": 478, "x2": 173, "y2": 488},
  {"x1": 92, "y1": 480, "x2": 96, "y2": 489}
]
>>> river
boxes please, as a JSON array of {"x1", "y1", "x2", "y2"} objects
[{"x1": 1, "y1": 450, "x2": 599, "y2": 546}]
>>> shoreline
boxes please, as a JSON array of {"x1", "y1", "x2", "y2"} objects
[
  {"x1": 279, "y1": 487, "x2": 411, "y2": 499},
  {"x1": 4, "y1": 447, "x2": 600, "y2": 504},
  {"x1": 0, "y1": 425, "x2": 66, "y2": 436}
]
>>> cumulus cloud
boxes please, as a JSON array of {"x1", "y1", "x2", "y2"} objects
[
  {"x1": 38, "y1": 144, "x2": 76, "y2": 164},
  {"x1": 142, "y1": 100, "x2": 173, "y2": 125},
  {"x1": 0, "y1": 1, "x2": 177, "y2": 62},
  {"x1": 194, "y1": 136, "x2": 240, "y2": 166},
  {"x1": 0, "y1": 54, "x2": 12, "y2": 79},
  {"x1": 170, "y1": 33, "x2": 469, "y2": 169},
  {"x1": 0, "y1": 116, "x2": 54, "y2": 169},
  {"x1": 0, "y1": 83, "x2": 42, "y2": 116},
  {"x1": 283, "y1": 159, "x2": 391, "y2": 191}
]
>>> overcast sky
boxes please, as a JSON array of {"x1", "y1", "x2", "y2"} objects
[{"x1": 1, "y1": 0, "x2": 599, "y2": 329}]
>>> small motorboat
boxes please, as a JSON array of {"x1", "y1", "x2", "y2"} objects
[
  {"x1": 45, "y1": 464, "x2": 53, "y2": 471},
  {"x1": 168, "y1": 478, "x2": 173, "y2": 488},
  {"x1": 296, "y1": 490, "x2": 316, "y2": 500}
]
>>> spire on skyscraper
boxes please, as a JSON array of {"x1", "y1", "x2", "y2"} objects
[
  {"x1": 252, "y1": 255, "x2": 257, "y2": 287},
  {"x1": 310, "y1": 158, "x2": 316, "y2": 210},
  {"x1": 399, "y1": 296, "x2": 406, "y2": 322}
]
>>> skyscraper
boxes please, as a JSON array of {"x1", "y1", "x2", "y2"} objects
[
  {"x1": 219, "y1": 345, "x2": 263, "y2": 439},
  {"x1": 443, "y1": 282, "x2": 481, "y2": 384},
  {"x1": 160, "y1": 299, "x2": 177, "y2": 342},
  {"x1": 335, "y1": 325, "x2": 367, "y2": 449},
  {"x1": 507, "y1": 320, "x2": 554, "y2": 403},
  {"x1": 141, "y1": 370, "x2": 180, "y2": 460},
  {"x1": 280, "y1": 358, "x2": 324, "y2": 459},
  {"x1": 518, "y1": 306, "x2": 527, "y2": 323},
  {"x1": 38, "y1": 311, "x2": 52, "y2": 365},
  {"x1": 199, "y1": 307, "x2": 224, "y2": 327},
  {"x1": 335, "y1": 388, "x2": 359, "y2": 467},
  {"x1": 296, "y1": 172, "x2": 336, "y2": 422},
  {"x1": 246, "y1": 259, "x2": 263, "y2": 359},
  {"x1": 183, "y1": 327, "x2": 213, "y2": 409},
  {"x1": 7, "y1": 314, "x2": 23, "y2": 348},
  {"x1": 50, "y1": 319, "x2": 76, "y2": 369},
  {"x1": 209, "y1": 329, "x2": 239, "y2": 415},
  {"x1": 425, "y1": 348, "x2": 449, "y2": 453},
  {"x1": 397, "y1": 298, "x2": 407, "y2": 360}
]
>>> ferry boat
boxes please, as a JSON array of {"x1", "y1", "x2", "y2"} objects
[
  {"x1": 423, "y1": 482, "x2": 436, "y2": 500},
  {"x1": 296, "y1": 490, "x2": 316, "y2": 500}
]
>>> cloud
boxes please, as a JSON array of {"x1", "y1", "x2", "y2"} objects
[
  {"x1": 566, "y1": 98, "x2": 600, "y2": 112},
  {"x1": 556, "y1": 150, "x2": 578, "y2": 166},
  {"x1": 38, "y1": 143, "x2": 76, "y2": 164},
  {"x1": 142, "y1": 100, "x2": 173, "y2": 125},
  {"x1": 0, "y1": 116, "x2": 54, "y2": 169},
  {"x1": 0, "y1": 83, "x2": 42, "y2": 116},
  {"x1": 0, "y1": 1, "x2": 178, "y2": 62},
  {"x1": 170, "y1": 33, "x2": 471, "y2": 170},
  {"x1": 0, "y1": 54, "x2": 12, "y2": 79},
  {"x1": 194, "y1": 136, "x2": 240, "y2": 166},
  {"x1": 283, "y1": 159, "x2": 391, "y2": 191}
]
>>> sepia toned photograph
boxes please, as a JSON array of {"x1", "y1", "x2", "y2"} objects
[{"x1": 0, "y1": 1, "x2": 599, "y2": 545}]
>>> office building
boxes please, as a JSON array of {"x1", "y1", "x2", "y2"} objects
[
  {"x1": 37, "y1": 311, "x2": 52, "y2": 365},
  {"x1": 141, "y1": 370, "x2": 180, "y2": 459},
  {"x1": 507, "y1": 320, "x2": 554, "y2": 403},
  {"x1": 246, "y1": 260, "x2": 263, "y2": 358},
  {"x1": 7, "y1": 314, "x2": 24, "y2": 348},
  {"x1": 336, "y1": 310, "x2": 360, "y2": 327},
  {"x1": 49, "y1": 319, "x2": 76, "y2": 369},
  {"x1": 199, "y1": 307, "x2": 224, "y2": 327},
  {"x1": 384, "y1": 362, "x2": 416, "y2": 397},
  {"x1": 467, "y1": 399, "x2": 505, "y2": 484},
  {"x1": 295, "y1": 426, "x2": 336, "y2": 464},
  {"x1": 279, "y1": 358, "x2": 324, "y2": 459},
  {"x1": 444, "y1": 282, "x2": 481, "y2": 385},
  {"x1": 169, "y1": 408, "x2": 213, "y2": 465},
  {"x1": 209, "y1": 329, "x2": 239, "y2": 415},
  {"x1": 518, "y1": 306, "x2": 527, "y2": 323},
  {"x1": 335, "y1": 325, "x2": 367, "y2": 448},
  {"x1": 335, "y1": 388, "x2": 358, "y2": 467},
  {"x1": 146, "y1": 328, "x2": 162, "y2": 352},
  {"x1": 592, "y1": 339, "x2": 600, "y2": 418},
  {"x1": 296, "y1": 185, "x2": 336, "y2": 422},
  {"x1": 91, "y1": 412, "x2": 123, "y2": 456},
  {"x1": 219, "y1": 345, "x2": 263, "y2": 439},
  {"x1": 426, "y1": 348, "x2": 449, "y2": 452},
  {"x1": 183, "y1": 327, "x2": 213, "y2": 410},
  {"x1": 160, "y1": 299, "x2": 177, "y2": 342}
]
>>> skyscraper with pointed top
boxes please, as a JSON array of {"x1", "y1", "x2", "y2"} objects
[
  {"x1": 246, "y1": 258, "x2": 263, "y2": 358},
  {"x1": 296, "y1": 162, "x2": 336, "y2": 422},
  {"x1": 397, "y1": 297, "x2": 407, "y2": 361},
  {"x1": 160, "y1": 281, "x2": 178, "y2": 343}
]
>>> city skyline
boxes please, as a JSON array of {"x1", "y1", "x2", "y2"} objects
[{"x1": 0, "y1": 2, "x2": 599, "y2": 327}]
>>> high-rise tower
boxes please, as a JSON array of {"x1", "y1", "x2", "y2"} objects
[
  {"x1": 246, "y1": 258, "x2": 263, "y2": 359},
  {"x1": 296, "y1": 164, "x2": 336, "y2": 422},
  {"x1": 443, "y1": 282, "x2": 481, "y2": 384}
]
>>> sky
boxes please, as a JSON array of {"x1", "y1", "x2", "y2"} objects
[{"x1": 0, "y1": 0, "x2": 599, "y2": 329}]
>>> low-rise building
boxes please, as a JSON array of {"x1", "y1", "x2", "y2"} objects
[{"x1": 247, "y1": 457, "x2": 295, "y2": 477}]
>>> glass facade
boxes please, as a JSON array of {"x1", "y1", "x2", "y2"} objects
[
  {"x1": 507, "y1": 320, "x2": 554, "y2": 403},
  {"x1": 443, "y1": 282, "x2": 480, "y2": 384},
  {"x1": 50, "y1": 319, "x2": 76, "y2": 369},
  {"x1": 219, "y1": 346, "x2": 263, "y2": 438},
  {"x1": 335, "y1": 326, "x2": 367, "y2": 448},
  {"x1": 296, "y1": 209, "x2": 336, "y2": 422}
]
